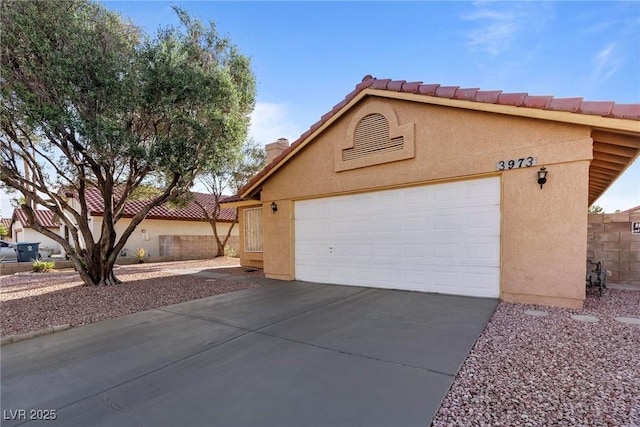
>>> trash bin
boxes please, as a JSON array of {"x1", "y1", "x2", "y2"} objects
[{"x1": 14, "y1": 242, "x2": 41, "y2": 262}]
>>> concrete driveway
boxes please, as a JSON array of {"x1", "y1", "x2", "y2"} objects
[{"x1": 1, "y1": 278, "x2": 497, "y2": 427}]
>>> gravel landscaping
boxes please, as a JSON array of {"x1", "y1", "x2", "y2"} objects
[
  {"x1": 433, "y1": 287, "x2": 640, "y2": 427},
  {"x1": 1, "y1": 262, "x2": 638, "y2": 425},
  {"x1": 0, "y1": 257, "x2": 262, "y2": 337}
]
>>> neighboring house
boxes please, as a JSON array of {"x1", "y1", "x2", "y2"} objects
[
  {"x1": 60, "y1": 190, "x2": 239, "y2": 260},
  {"x1": 11, "y1": 208, "x2": 60, "y2": 256},
  {"x1": 0, "y1": 218, "x2": 12, "y2": 241},
  {"x1": 225, "y1": 75, "x2": 640, "y2": 309}
]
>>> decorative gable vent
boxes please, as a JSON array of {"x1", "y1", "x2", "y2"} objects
[
  {"x1": 342, "y1": 114, "x2": 404, "y2": 161},
  {"x1": 336, "y1": 101, "x2": 415, "y2": 172}
]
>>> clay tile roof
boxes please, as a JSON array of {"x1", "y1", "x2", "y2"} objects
[
  {"x1": 548, "y1": 97, "x2": 584, "y2": 113},
  {"x1": 435, "y1": 86, "x2": 459, "y2": 98},
  {"x1": 418, "y1": 84, "x2": 440, "y2": 95},
  {"x1": 455, "y1": 88, "x2": 481, "y2": 101},
  {"x1": 610, "y1": 104, "x2": 640, "y2": 120},
  {"x1": 12, "y1": 208, "x2": 59, "y2": 228},
  {"x1": 523, "y1": 95, "x2": 554, "y2": 109},
  {"x1": 578, "y1": 101, "x2": 614, "y2": 116},
  {"x1": 475, "y1": 90, "x2": 502, "y2": 103},
  {"x1": 497, "y1": 92, "x2": 528, "y2": 106},
  {"x1": 371, "y1": 78, "x2": 391, "y2": 89},
  {"x1": 401, "y1": 81, "x2": 422, "y2": 93},
  {"x1": 1, "y1": 218, "x2": 11, "y2": 230},
  {"x1": 239, "y1": 76, "x2": 640, "y2": 198},
  {"x1": 74, "y1": 189, "x2": 236, "y2": 222},
  {"x1": 386, "y1": 80, "x2": 406, "y2": 91}
]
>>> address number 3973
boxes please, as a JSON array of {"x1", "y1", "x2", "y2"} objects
[{"x1": 496, "y1": 156, "x2": 536, "y2": 171}]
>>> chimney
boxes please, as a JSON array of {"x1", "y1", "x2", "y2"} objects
[{"x1": 265, "y1": 138, "x2": 289, "y2": 164}]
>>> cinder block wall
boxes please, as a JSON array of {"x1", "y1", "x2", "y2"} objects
[
  {"x1": 159, "y1": 235, "x2": 240, "y2": 260},
  {"x1": 587, "y1": 208, "x2": 640, "y2": 284}
]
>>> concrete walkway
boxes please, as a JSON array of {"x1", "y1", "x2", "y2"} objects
[{"x1": 1, "y1": 277, "x2": 497, "y2": 427}]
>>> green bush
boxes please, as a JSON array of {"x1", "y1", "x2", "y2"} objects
[{"x1": 32, "y1": 259, "x2": 56, "y2": 273}]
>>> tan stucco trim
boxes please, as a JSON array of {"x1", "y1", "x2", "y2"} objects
[
  {"x1": 220, "y1": 200, "x2": 262, "y2": 209},
  {"x1": 283, "y1": 172, "x2": 504, "y2": 205},
  {"x1": 241, "y1": 88, "x2": 639, "y2": 199},
  {"x1": 288, "y1": 200, "x2": 296, "y2": 280}
]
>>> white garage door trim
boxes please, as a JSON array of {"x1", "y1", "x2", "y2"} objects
[{"x1": 294, "y1": 177, "x2": 501, "y2": 298}]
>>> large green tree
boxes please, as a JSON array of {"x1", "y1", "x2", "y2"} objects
[{"x1": 0, "y1": 1, "x2": 255, "y2": 285}]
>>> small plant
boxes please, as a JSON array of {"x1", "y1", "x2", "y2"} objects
[
  {"x1": 223, "y1": 245, "x2": 238, "y2": 258},
  {"x1": 32, "y1": 259, "x2": 55, "y2": 273},
  {"x1": 136, "y1": 247, "x2": 145, "y2": 263}
]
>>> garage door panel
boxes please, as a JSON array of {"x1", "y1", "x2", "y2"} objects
[{"x1": 295, "y1": 178, "x2": 500, "y2": 298}]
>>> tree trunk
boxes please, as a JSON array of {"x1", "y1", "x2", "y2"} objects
[{"x1": 72, "y1": 248, "x2": 122, "y2": 286}]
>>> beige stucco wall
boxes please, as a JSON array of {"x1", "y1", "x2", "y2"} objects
[
  {"x1": 91, "y1": 217, "x2": 237, "y2": 258},
  {"x1": 243, "y1": 97, "x2": 594, "y2": 308},
  {"x1": 501, "y1": 161, "x2": 590, "y2": 308}
]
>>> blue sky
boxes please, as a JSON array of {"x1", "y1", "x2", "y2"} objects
[{"x1": 1, "y1": 1, "x2": 639, "y2": 215}]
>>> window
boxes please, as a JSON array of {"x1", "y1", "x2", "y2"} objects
[{"x1": 244, "y1": 207, "x2": 263, "y2": 253}]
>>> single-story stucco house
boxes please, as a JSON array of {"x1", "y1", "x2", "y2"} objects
[
  {"x1": 57, "y1": 190, "x2": 240, "y2": 260},
  {"x1": 11, "y1": 208, "x2": 60, "y2": 256},
  {"x1": 1, "y1": 217, "x2": 13, "y2": 241},
  {"x1": 225, "y1": 76, "x2": 640, "y2": 309}
]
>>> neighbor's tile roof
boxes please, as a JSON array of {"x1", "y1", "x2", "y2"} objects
[
  {"x1": 240, "y1": 76, "x2": 640, "y2": 197},
  {"x1": 75, "y1": 189, "x2": 237, "y2": 222},
  {"x1": 1, "y1": 218, "x2": 11, "y2": 230},
  {"x1": 12, "y1": 208, "x2": 59, "y2": 228}
]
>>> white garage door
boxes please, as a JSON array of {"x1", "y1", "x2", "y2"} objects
[{"x1": 294, "y1": 177, "x2": 501, "y2": 298}]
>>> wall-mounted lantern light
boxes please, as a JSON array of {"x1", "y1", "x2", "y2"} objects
[
  {"x1": 537, "y1": 167, "x2": 548, "y2": 189},
  {"x1": 271, "y1": 202, "x2": 278, "y2": 213}
]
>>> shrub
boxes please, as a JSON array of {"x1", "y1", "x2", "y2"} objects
[
  {"x1": 32, "y1": 259, "x2": 56, "y2": 273},
  {"x1": 224, "y1": 245, "x2": 238, "y2": 258},
  {"x1": 136, "y1": 247, "x2": 145, "y2": 263}
]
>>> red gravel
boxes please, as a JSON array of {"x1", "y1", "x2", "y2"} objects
[
  {"x1": 433, "y1": 287, "x2": 640, "y2": 427},
  {"x1": 0, "y1": 258, "x2": 263, "y2": 337}
]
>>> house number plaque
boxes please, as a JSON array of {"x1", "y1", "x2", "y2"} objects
[{"x1": 496, "y1": 156, "x2": 536, "y2": 171}]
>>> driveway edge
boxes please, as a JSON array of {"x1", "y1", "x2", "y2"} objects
[{"x1": 0, "y1": 324, "x2": 70, "y2": 346}]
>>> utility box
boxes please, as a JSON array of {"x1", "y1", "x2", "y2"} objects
[{"x1": 15, "y1": 242, "x2": 41, "y2": 262}]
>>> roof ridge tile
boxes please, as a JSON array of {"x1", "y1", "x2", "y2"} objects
[
  {"x1": 548, "y1": 97, "x2": 584, "y2": 113},
  {"x1": 435, "y1": 86, "x2": 459, "y2": 98},
  {"x1": 401, "y1": 81, "x2": 423, "y2": 93},
  {"x1": 609, "y1": 104, "x2": 640, "y2": 120},
  {"x1": 453, "y1": 88, "x2": 480, "y2": 101},
  {"x1": 523, "y1": 95, "x2": 554, "y2": 109},
  {"x1": 474, "y1": 90, "x2": 502, "y2": 103},
  {"x1": 578, "y1": 101, "x2": 614, "y2": 117},
  {"x1": 371, "y1": 78, "x2": 392, "y2": 89},
  {"x1": 386, "y1": 80, "x2": 406, "y2": 91},
  {"x1": 417, "y1": 84, "x2": 440, "y2": 95},
  {"x1": 497, "y1": 92, "x2": 528, "y2": 106}
]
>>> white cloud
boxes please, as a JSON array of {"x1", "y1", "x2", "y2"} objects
[
  {"x1": 462, "y1": 3, "x2": 552, "y2": 57},
  {"x1": 463, "y1": 7, "x2": 522, "y2": 56},
  {"x1": 248, "y1": 102, "x2": 303, "y2": 147},
  {"x1": 590, "y1": 43, "x2": 621, "y2": 82}
]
